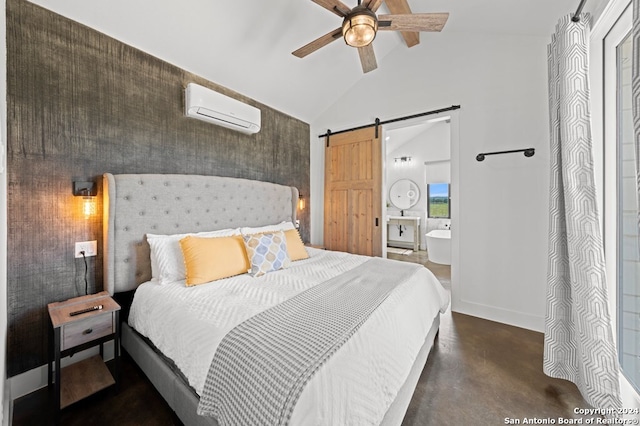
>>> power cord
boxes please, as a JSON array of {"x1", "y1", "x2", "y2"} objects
[{"x1": 80, "y1": 250, "x2": 88, "y2": 295}]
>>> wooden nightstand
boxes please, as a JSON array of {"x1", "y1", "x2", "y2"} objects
[{"x1": 47, "y1": 291, "x2": 121, "y2": 419}]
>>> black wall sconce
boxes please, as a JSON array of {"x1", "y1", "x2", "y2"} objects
[
  {"x1": 394, "y1": 156, "x2": 413, "y2": 164},
  {"x1": 73, "y1": 180, "x2": 97, "y2": 218}
]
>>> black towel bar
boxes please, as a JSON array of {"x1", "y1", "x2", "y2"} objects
[{"x1": 476, "y1": 148, "x2": 535, "y2": 162}]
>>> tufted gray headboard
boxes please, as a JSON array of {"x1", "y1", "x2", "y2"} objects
[{"x1": 103, "y1": 173, "x2": 298, "y2": 295}]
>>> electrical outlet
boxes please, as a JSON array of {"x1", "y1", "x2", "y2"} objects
[
  {"x1": 75, "y1": 240, "x2": 97, "y2": 258},
  {"x1": 295, "y1": 219, "x2": 300, "y2": 229}
]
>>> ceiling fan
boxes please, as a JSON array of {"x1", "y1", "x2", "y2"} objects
[{"x1": 292, "y1": 0, "x2": 449, "y2": 73}]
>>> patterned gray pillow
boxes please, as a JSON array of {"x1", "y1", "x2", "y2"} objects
[{"x1": 242, "y1": 231, "x2": 291, "y2": 277}]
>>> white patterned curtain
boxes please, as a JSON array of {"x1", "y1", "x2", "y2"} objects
[{"x1": 544, "y1": 14, "x2": 621, "y2": 410}]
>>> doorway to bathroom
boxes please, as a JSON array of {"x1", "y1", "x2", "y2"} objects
[{"x1": 383, "y1": 112, "x2": 455, "y2": 279}]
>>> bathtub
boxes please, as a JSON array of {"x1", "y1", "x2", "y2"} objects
[{"x1": 425, "y1": 229, "x2": 451, "y2": 265}]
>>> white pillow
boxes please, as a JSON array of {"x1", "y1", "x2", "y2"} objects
[
  {"x1": 240, "y1": 221, "x2": 295, "y2": 235},
  {"x1": 147, "y1": 228, "x2": 240, "y2": 284}
]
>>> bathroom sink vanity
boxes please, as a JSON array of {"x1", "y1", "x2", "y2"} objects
[
  {"x1": 387, "y1": 179, "x2": 421, "y2": 252},
  {"x1": 387, "y1": 215, "x2": 420, "y2": 251}
]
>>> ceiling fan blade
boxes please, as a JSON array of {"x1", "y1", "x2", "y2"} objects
[
  {"x1": 358, "y1": 44, "x2": 377, "y2": 73},
  {"x1": 383, "y1": 0, "x2": 419, "y2": 47},
  {"x1": 378, "y1": 13, "x2": 449, "y2": 32},
  {"x1": 364, "y1": 0, "x2": 384, "y2": 12},
  {"x1": 292, "y1": 27, "x2": 343, "y2": 58},
  {"x1": 311, "y1": 0, "x2": 352, "y2": 17}
]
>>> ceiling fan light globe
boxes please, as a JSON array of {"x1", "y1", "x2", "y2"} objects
[{"x1": 342, "y1": 10, "x2": 378, "y2": 48}]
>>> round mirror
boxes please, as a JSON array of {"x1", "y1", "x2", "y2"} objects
[{"x1": 389, "y1": 179, "x2": 420, "y2": 209}]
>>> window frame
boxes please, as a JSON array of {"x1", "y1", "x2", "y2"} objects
[
  {"x1": 427, "y1": 182, "x2": 451, "y2": 219},
  {"x1": 592, "y1": 0, "x2": 640, "y2": 405}
]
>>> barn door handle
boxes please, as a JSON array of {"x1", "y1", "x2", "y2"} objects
[{"x1": 375, "y1": 218, "x2": 379, "y2": 226}]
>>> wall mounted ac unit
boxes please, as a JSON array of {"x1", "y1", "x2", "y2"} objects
[{"x1": 185, "y1": 83, "x2": 261, "y2": 134}]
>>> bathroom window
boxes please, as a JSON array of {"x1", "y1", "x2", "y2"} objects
[{"x1": 427, "y1": 183, "x2": 450, "y2": 218}]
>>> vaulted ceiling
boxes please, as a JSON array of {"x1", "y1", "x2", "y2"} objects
[{"x1": 27, "y1": 0, "x2": 604, "y2": 123}]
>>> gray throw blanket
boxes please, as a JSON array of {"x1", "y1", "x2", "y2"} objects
[{"x1": 197, "y1": 257, "x2": 421, "y2": 426}]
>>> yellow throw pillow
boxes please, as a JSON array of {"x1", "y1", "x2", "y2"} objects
[
  {"x1": 284, "y1": 229, "x2": 310, "y2": 261},
  {"x1": 179, "y1": 235, "x2": 250, "y2": 286}
]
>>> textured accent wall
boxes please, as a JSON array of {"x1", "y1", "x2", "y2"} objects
[{"x1": 6, "y1": 0, "x2": 310, "y2": 377}]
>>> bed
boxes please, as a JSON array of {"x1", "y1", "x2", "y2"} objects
[{"x1": 102, "y1": 173, "x2": 449, "y2": 426}]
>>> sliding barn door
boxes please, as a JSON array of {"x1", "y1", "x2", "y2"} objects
[{"x1": 324, "y1": 127, "x2": 382, "y2": 256}]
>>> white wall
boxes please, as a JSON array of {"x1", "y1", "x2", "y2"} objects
[{"x1": 311, "y1": 30, "x2": 551, "y2": 331}]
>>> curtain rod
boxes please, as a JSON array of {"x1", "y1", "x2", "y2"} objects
[
  {"x1": 572, "y1": 0, "x2": 587, "y2": 22},
  {"x1": 317, "y1": 105, "x2": 461, "y2": 139}
]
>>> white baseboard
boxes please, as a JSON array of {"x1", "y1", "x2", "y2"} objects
[
  {"x1": 9, "y1": 341, "x2": 115, "y2": 401},
  {"x1": 452, "y1": 299, "x2": 545, "y2": 333}
]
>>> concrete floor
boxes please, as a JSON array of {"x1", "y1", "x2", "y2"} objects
[{"x1": 389, "y1": 249, "x2": 599, "y2": 425}]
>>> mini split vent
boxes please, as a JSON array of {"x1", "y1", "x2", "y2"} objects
[{"x1": 185, "y1": 83, "x2": 261, "y2": 134}]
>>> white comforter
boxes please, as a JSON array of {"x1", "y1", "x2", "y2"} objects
[{"x1": 128, "y1": 248, "x2": 450, "y2": 425}]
